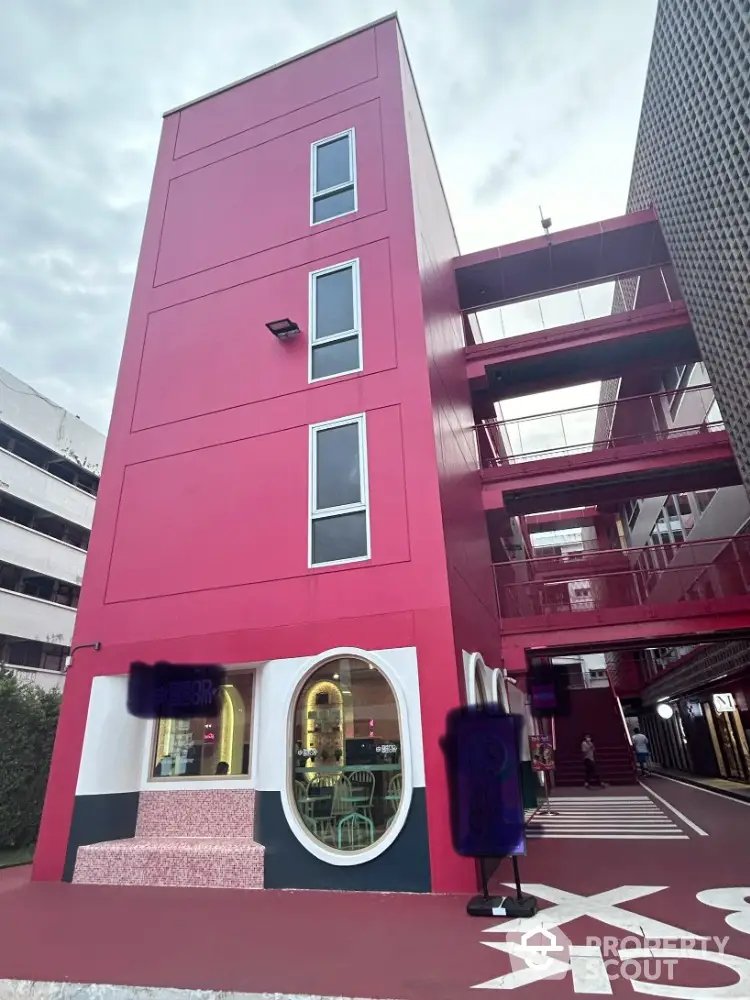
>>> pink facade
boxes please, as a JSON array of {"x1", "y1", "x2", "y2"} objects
[
  {"x1": 36, "y1": 14, "x2": 750, "y2": 892},
  {"x1": 35, "y1": 17, "x2": 498, "y2": 895}
]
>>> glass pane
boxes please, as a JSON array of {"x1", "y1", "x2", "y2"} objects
[
  {"x1": 315, "y1": 135, "x2": 351, "y2": 191},
  {"x1": 676, "y1": 493, "x2": 692, "y2": 516},
  {"x1": 663, "y1": 366, "x2": 683, "y2": 393},
  {"x1": 311, "y1": 337, "x2": 360, "y2": 380},
  {"x1": 152, "y1": 671, "x2": 253, "y2": 778},
  {"x1": 314, "y1": 267, "x2": 355, "y2": 340},
  {"x1": 313, "y1": 187, "x2": 355, "y2": 223},
  {"x1": 696, "y1": 490, "x2": 716, "y2": 514},
  {"x1": 311, "y1": 511, "x2": 368, "y2": 564},
  {"x1": 315, "y1": 423, "x2": 361, "y2": 510},
  {"x1": 291, "y1": 657, "x2": 402, "y2": 852}
]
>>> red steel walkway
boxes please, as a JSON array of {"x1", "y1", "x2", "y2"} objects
[
  {"x1": 467, "y1": 301, "x2": 696, "y2": 400},
  {"x1": 481, "y1": 427, "x2": 738, "y2": 515},
  {"x1": 1, "y1": 778, "x2": 749, "y2": 998}
]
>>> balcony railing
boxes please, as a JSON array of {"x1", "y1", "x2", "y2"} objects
[
  {"x1": 494, "y1": 535, "x2": 750, "y2": 619},
  {"x1": 528, "y1": 537, "x2": 603, "y2": 560},
  {"x1": 0, "y1": 448, "x2": 95, "y2": 529},
  {"x1": 477, "y1": 384, "x2": 720, "y2": 467},
  {"x1": 0, "y1": 589, "x2": 76, "y2": 645}
]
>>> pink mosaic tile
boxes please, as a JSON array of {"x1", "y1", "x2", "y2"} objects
[
  {"x1": 73, "y1": 790, "x2": 265, "y2": 890},
  {"x1": 136, "y1": 789, "x2": 256, "y2": 838},
  {"x1": 73, "y1": 838, "x2": 265, "y2": 890}
]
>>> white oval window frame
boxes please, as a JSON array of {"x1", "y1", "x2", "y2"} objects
[
  {"x1": 466, "y1": 651, "x2": 495, "y2": 707},
  {"x1": 493, "y1": 667, "x2": 511, "y2": 714},
  {"x1": 280, "y1": 646, "x2": 413, "y2": 867}
]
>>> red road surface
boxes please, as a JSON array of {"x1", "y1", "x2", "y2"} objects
[{"x1": 0, "y1": 777, "x2": 749, "y2": 998}]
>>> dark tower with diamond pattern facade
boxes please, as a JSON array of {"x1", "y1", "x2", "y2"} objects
[{"x1": 625, "y1": 0, "x2": 750, "y2": 490}]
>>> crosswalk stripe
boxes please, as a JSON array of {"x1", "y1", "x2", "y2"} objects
[
  {"x1": 528, "y1": 823, "x2": 682, "y2": 833},
  {"x1": 528, "y1": 817, "x2": 680, "y2": 823},
  {"x1": 527, "y1": 833, "x2": 690, "y2": 840},
  {"x1": 550, "y1": 796, "x2": 650, "y2": 800},
  {"x1": 526, "y1": 796, "x2": 691, "y2": 840},
  {"x1": 540, "y1": 806, "x2": 666, "y2": 811},
  {"x1": 550, "y1": 804, "x2": 664, "y2": 819}
]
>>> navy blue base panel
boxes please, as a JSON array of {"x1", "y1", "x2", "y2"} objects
[
  {"x1": 63, "y1": 791, "x2": 140, "y2": 882},
  {"x1": 254, "y1": 788, "x2": 431, "y2": 892}
]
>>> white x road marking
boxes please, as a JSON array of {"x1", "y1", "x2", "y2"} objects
[{"x1": 484, "y1": 884, "x2": 710, "y2": 941}]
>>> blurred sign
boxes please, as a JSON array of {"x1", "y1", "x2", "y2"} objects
[
  {"x1": 528, "y1": 657, "x2": 570, "y2": 718},
  {"x1": 529, "y1": 735, "x2": 555, "y2": 772},
  {"x1": 443, "y1": 707, "x2": 526, "y2": 859},
  {"x1": 128, "y1": 662, "x2": 226, "y2": 719}
]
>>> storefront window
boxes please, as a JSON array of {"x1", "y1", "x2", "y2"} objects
[
  {"x1": 291, "y1": 657, "x2": 403, "y2": 852},
  {"x1": 151, "y1": 671, "x2": 254, "y2": 778}
]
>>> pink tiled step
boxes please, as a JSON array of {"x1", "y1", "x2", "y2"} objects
[
  {"x1": 73, "y1": 789, "x2": 264, "y2": 890},
  {"x1": 73, "y1": 836, "x2": 264, "y2": 889},
  {"x1": 136, "y1": 789, "x2": 257, "y2": 838}
]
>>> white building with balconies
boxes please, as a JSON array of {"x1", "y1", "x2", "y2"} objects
[{"x1": 0, "y1": 366, "x2": 104, "y2": 691}]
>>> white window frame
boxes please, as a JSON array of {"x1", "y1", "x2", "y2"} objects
[
  {"x1": 141, "y1": 664, "x2": 261, "y2": 791},
  {"x1": 310, "y1": 128, "x2": 358, "y2": 226},
  {"x1": 309, "y1": 413, "x2": 371, "y2": 569},
  {"x1": 308, "y1": 258, "x2": 363, "y2": 384}
]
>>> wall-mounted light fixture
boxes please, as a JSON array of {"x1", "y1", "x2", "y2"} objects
[
  {"x1": 656, "y1": 702, "x2": 674, "y2": 720},
  {"x1": 65, "y1": 640, "x2": 102, "y2": 671},
  {"x1": 265, "y1": 318, "x2": 300, "y2": 340}
]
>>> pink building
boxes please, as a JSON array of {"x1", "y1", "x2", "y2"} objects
[
  {"x1": 34, "y1": 14, "x2": 750, "y2": 895},
  {"x1": 33, "y1": 16, "x2": 503, "y2": 895}
]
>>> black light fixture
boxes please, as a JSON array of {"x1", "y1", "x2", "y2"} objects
[{"x1": 265, "y1": 318, "x2": 301, "y2": 340}]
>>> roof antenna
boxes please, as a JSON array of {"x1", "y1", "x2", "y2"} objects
[{"x1": 539, "y1": 205, "x2": 552, "y2": 237}]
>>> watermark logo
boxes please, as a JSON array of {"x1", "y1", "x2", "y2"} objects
[
  {"x1": 505, "y1": 924, "x2": 573, "y2": 982},
  {"x1": 503, "y1": 925, "x2": 731, "y2": 985}
]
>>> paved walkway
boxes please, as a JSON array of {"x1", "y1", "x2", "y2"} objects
[
  {"x1": 0, "y1": 777, "x2": 748, "y2": 999},
  {"x1": 651, "y1": 765, "x2": 750, "y2": 801}
]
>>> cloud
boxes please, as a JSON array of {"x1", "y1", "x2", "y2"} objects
[{"x1": 0, "y1": 0, "x2": 657, "y2": 433}]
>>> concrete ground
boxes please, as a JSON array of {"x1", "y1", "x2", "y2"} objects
[{"x1": 0, "y1": 775, "x2": 748, "y2": 999}]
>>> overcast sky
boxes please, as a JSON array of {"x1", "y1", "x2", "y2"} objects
[{"x1": 0, "y1": 0, "x2": 657, "y2": 434}]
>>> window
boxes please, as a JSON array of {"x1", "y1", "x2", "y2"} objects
[
  {"x1": 706, "y1": 399, "x2": 725, "y2": 430},
  {"x1": 151, "y1": 670, "x2": 254, "y2": 779},
  {"x1": 309, "y1": 260, "x2": 362, "y2": 381},
  {"x1": 625, "y1": 499, "x2": 641, "y2": 529},
  {"x1": 311, "y1": 130, "x2": 357, "y2": 224},
  {"x1": 695, "y1": 489, "x2": 717, "y2": 515},
  {"x1": 290, "y1": 656, "x2": 403, "y2": 854},
  {"x1": 663, "y1": 363, "x2": 695, "y2": 417},
  {"x1": 309, "y1": 415, "x2": 370, "y2": 567},
  {"x1": 664, "y1": 495, "x2": 688, "y2": 542}
]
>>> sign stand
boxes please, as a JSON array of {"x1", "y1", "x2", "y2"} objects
[
  {"x1": 536, "y1": 770, "x2": 560, "y2": 817},
  {"x1": 467, "y1": 855, "x2": 538, "y2": 918}
]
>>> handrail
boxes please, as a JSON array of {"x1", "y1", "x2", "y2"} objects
[
  {"x1": 478, "y1": 384, "x2": 715, "y2": 429},
  {"x1": 498, "y1": 535, "x2": 745, "y2": 571},
  {"x1": 479, "y1": 420, "x2": 725, "y2": 468},
  {"x1": 493, "y1": 535, "x2": 750, "y2": 618},
  {"x1": 466, "y1": 300, "x2": 689, "y2": 355}
]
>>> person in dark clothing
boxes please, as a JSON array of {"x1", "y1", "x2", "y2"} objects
[{"x1": 581, "y1": 734, "x2": 602, "y2": 787}]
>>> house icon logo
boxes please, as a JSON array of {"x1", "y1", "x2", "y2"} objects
[{"x1": 505, "y1": 923, "x2": 572, "y2": 980}]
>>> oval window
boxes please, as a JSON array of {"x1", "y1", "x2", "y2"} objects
[{"x1": 291, "y1": 657, "x2": 403, "y2": 853}]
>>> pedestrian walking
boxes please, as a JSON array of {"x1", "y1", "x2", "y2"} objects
[
  {"x1": 581, "y1": 733, "x2": 602, "y2": 788},
  {"x1": 631, "y1": 727, "x2": 650, "y2": 776}
]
